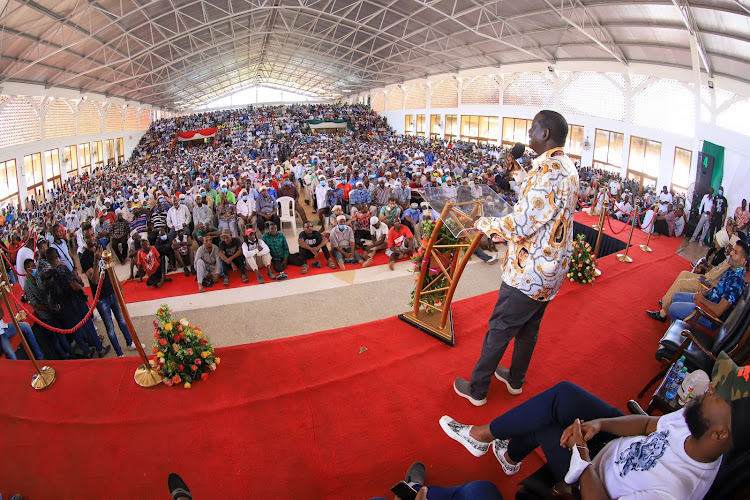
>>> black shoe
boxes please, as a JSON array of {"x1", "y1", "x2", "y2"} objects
[
  {"x1": 658, "y1": 300, "x2": 663, "y2": 307},
  {"x1": 86, "y1": 347, "x2": 96, "y2": 359},
  {"x1": 311, "y1": 261, "x2": 322, "y2": 268},
  {"x1": 98, "y1": 345, "x2": 112, "y2": 358},
  {"x1": 405, "y1": 461, "x2": 426, "y2": 485},
  {"x1": 168, "y1": 473, "x2": 192, "y2": 500},
  {"x1": 646, "y1": 310, "x2": 666, "y2": 322}
]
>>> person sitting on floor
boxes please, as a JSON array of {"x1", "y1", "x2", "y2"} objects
[
  {"x1": 262, "y1": 222, "x2": 290, "y2": 280},
  {"x1": 241, "y1": 228, "x2": 272, "y2": 283},
  {"x1": 298, "y1": 221, "x2": 336, "y2": 272},
  {"x1": 386, "y1": 218, "x2": 416, "y2": 271},
  {"x1": 218, "y1": 229, "x2": 248, "y2": 286},
  {"x1": 194, "y1": 235, "x2": 221, "y2": 293},
  {"x1": 367, "y1": 216, "x2": 389, "y2": 261},
  {"x1": 662, "y1": 240, "x2": 748, "y2": 328},
  {"x1": 136, "y1": 238, "x2": 170, "y2": 288},
  {"x1": 440, "y1": 379, "x2": 749, "y2": 500},
  {"x1": 172, "y1": 227, "x2": 195, "y2": 277},
  {"x1": 379, "y1": 197, "x2": 402, "y2": 227},
  {"x1": 330, "y1": 214, "x2": 369, "y2": 270},
  {"x1": 256, "y1": 186, "x2": 280, "y2": 234}
]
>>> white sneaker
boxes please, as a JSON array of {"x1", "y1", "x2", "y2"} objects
[
  {"x1": 439, "y1": 415, "x2": 490, "y2": 457},
  {"x1": 127, "y1": 342, "x2": 145, "y2": 351},
  {"x1": 486, "y1": 256, "x2": 499, "y2": 265},
  {"x1": 492, "y1": 439, "x2": 520, "y2": 475}
]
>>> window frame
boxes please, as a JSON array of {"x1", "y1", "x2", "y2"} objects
[
  {"x1": 23, "y1": 152, "x2": 43, "y2": 199},
  {"x1": 415, "y1": 114, "x2": 426, "y2": 137},
  {"x1": 444, "y1": 114, "x2": 458, "y2": 141},
  {"x1": 593, "y1": 128, "x2": 624, "y2": 175},
  {"x1": 404, "y1": 115, "x2": 414, "y2": 135},
  {"x1": 0, "y1": 159, "x2": 19, "y2": 205},
  {"x1": 501, "y1": 117, "x2": 532, "y2": 149},
  {"x1": 671, "y1": 147, "x2": 692, "y2": 196},
  {"x1": 626, "y1": 135, "x2": 662, "y2": 192},
  {"x1": 566, "y1": 124, "x2": 585, "y2": 161}
]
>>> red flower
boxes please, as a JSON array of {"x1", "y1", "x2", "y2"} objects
[
  {"x1": 153, "y1": 333, "x2": 159, "y2": 338},
  {"x1": 159, "y1": 338, "x2": 167, "y2": 346},
  {"x1": 178, "y1": 364, "x2": 184, "y2": 372},
  {"x1": 194, "y1": 358, "x2": 202, "y2": 365},
  {"x1": 200, "y1": 339, "x2": 208, "y2": 344},
  {"x1": 191, "y1": 365, "x2": 198, "y2": 371},
  {"x1": 152, "y1": 347, "x2": 158, "y2": 353},
  {"x1": 172, "y1": 375, "x2": 181, "y2": 383},
  {"x1": 201, "y1": 373, "x2": 208, "y2": 381},
  {"x1": 173, "y1": 334, "x2": 180, "y2": 342}
]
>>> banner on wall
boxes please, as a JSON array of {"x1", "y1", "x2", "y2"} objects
[
  {"x1": 169, "y1": 127, "x2": 218, "y2": 151},
  {"x1": 305, "y1": 119, "x2": 352, "y2": 132}
]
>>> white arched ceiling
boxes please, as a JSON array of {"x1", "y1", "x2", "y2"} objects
[{"x1": 0, "y1": 0, "x2": 747, "y2": 109}]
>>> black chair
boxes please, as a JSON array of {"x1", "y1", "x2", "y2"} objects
[{"x1": 639, "y1": 286, "x2": 750, "y2": 398}]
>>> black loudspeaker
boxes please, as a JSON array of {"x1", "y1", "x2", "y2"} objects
[{"x1": 695, "y1": 152, "x2": 714, "y2": 190}]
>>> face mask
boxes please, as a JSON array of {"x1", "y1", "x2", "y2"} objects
[
  {"x1": 338, "y1": 224, "x2": 346, "y2": 231},
  {"x1": 197, "y1": 202, "x2": 202, "y2": 206},
  {"x1": 718, "y1": 190, "x2": 724, "y2": 196},
  {"x1": 242, "y1": 195, "x2": 249, "y2": 201},
  {"x1": 320, "y1": 181, "x2": 326, "y2": 186},
  {"x1": 222, "y1": 188, "x2": 228, "y2": 193},
  {"x1": 160, "y1": 234, "x2": 167, "y2": 241},
  {"x1": 31, "y1": 269, "x2": 37, "y2": 278}
]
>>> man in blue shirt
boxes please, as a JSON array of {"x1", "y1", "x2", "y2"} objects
[
  {"x1": 666, "y1": 241, "x2": 748, "y2": 328},
  {"x1": 349, "y1": 181, "x2": 371, "y2": 214}
]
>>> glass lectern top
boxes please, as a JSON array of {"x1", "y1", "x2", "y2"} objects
[{"x1": 422, "y1": 185, "x2": 512, "y2": 238}]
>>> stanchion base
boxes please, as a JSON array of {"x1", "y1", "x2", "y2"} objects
[
  {"x1": 617, "y1": 254, "x2": 633, "y2": 263},
  {"x1": 639, "y1": 245, "x2": 653, "y2": 252},
  {"x1": 593, "y1": 268, "x2": 602, "y2": 277},
  {"x1": 134, "y1": 363, "x2": 164, "y2": 388},
  {"x1": 31, "y1": 365, "x2": 56, "y2": 390},
  {"x1": 592, "y1": 225, "x2": 603, "y2": 232},
  {"x1": 399, "y1": 309, "x2": 454, "y2": 346}
]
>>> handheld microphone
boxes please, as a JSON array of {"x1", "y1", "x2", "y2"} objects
[{"x1": 510, "y1": 142, "x2": 526, "y2": 160}]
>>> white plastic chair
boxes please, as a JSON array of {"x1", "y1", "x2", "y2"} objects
[{"x1": 277, "y1": 196, "x2": 297, "y2": 236}]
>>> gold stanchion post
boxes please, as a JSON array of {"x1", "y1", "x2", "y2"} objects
[
  {"x1": 639, "y1": 203, "x2": 657, "y2": 252},
  {"x1": 592, "y1": 199, "x2": 609, "y2": 277},
  {"x1": 592, "y1": 185, "x2": 607, "y2": 231},
  {"x1": 0, "y1": 281, "x2": 56, "y2": 389},
  {"x1": 102, "y1": 250, "x2": 163, "y2": 387},
  {"x1": 617, "y1": 200, "x2": 639, "y2": 263}
]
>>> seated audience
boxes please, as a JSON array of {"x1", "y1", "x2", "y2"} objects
[
  {"x1": 665, "y1": 241, "x2": 748, "y2": 328},
  {"x1": 194, "y1": 236, "x2": 221, "y2": 293},
  {"x1": 136, "y1": 239, "x2": 170, "y2": 288},
  {"x1": 0, "y1": 301, "x2": 43, "y2": 360},
  {"x1": 172, "y1": 227, "x2": 195, "y2": 276},
  {"x1": 241, "y1": 229, "x2": 272, "y2": 283},
  {"x1": 694, "y1": 230, "x2": 729, "y2": 275},
  {"x1": 330, "y1": 215, "x2": 368, "y2": 270},
  {"x1": 386, "y1": 218, "x2": 416, "y2": 270},
  {"x1": 262, "y1": 222, "x2": 291, "y2": 279},
  {"x1": 218, "y1": 229, "x2": 248, "y2": 286},
  {"x1": 297, "y1": 221, "x2": 336, "y2": 271},
  {"x1": 370, "y1": 462, "x2": 503, "y2": 500}
]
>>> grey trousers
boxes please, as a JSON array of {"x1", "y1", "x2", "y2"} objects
[{"x1": 469, "y1": 282, "x2": 549, "y2": 398}]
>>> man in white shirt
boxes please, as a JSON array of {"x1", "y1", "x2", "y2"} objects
[
  {"x1": 440, "y1": 379, "x2": 749, "y2": 500},
  {"x1": 235, "y1": 189, "x2": 256, "y2": 236},
  {"x1": 15, "y1": 239, "x2": 34, "y2": 289},
  {"x1": 166, "y1": 194, "x2": 192, "y2": 240},
  {"x1": 692, "y1": 187, "x2": 715, "y2": 245},
  {"x1": 658, "y1": 185, "x2": 673, "y2": 214}
]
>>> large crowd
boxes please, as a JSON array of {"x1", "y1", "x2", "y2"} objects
[{"x1": 1, "y1": 104, "x2": 748, "y2": 500}]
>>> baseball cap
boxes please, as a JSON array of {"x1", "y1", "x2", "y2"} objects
[
  {"x1": 712, "y1": 351, "x2": 750, "y2": 451},
  {"x1": 370, "y1": 216, "x2": 379, "y2": 225},
  {"x1": 244, "y1": 228, "x2": 255, "y2": 236}
]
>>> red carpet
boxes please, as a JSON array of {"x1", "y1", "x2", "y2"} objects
[{"x1": 0, "y1": 234, "x2": 690, "y2": 500}]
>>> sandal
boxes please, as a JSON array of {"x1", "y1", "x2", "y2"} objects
[
  {"x1": 241, "y1": 275, "x2": 249, "y2": 283},
  {"x1": 223, "y1": 277, "x2": 230, "y2": 286},
  {"x1": 168, "y1": 473, "x2": 192, "y2": 500},
  {"x1": 301, "y1": 264, "x2": 309, "y2": 274}
]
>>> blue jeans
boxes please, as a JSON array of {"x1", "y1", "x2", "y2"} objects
[
  {"x1": 370, "y1": 481, "x2": 502, "y2": 500},
  {"x1": 220, "y1": 255, "x2": 247, "y2": 278},
  {"x1": 96, "y1": 293, "x2": 134, "y2": 356},
  {"x1": 61, "y1": 300, "x2": 105, "y2": 354},
  {"x1": 488, "y1": 381, "x2": 623, "y2": 482},
  {"x1": 474, "y1": 247, "x2": 492, "y2": 262},
  {"x1": 333, "y1": 246, "x2": 362, "y2": 263},
  {"x1": 669, "y1": 292, "x2": 714, "y2": 329},
  {"x1": 1, "y1": 321, "x2": 43, "y2": 360}
]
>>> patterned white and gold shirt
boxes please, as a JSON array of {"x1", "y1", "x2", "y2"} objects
[{"x1": 475, "y1": 148, "x2": 578, "y2": 301}]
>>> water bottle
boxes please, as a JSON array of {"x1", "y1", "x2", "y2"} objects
[
  {"x1": 666, "y1": 367, "x2": 688, "y2": 401},
  {"x1": 666, "y1": 356, "x2": 686, "y2": 384}
]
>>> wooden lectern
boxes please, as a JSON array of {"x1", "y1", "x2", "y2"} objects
[{"x1": 399, "y1": 187, "x2": 510, "y2": 346}]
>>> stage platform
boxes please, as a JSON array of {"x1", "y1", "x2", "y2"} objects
[{"x1": 0, "y1": 224, "x2": 689, "y2": 500}]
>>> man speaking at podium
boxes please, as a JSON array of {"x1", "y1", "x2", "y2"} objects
[{"x1": 454, "y1": 110, "x2": 579, "y2": 406}]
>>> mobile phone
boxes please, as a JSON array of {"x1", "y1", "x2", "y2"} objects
[{"x1": 391, "y1": 481, "x2": 418, "y2": 500}]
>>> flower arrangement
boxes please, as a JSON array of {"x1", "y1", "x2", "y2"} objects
[
  {"x1": 152, "y1": 304, "x2": 220, "y2": 388},
  {"x1": 568, "y1": 234, "x2": 596, "y2": 285},
  {"x1": 409, "y1": 219, "x2": 460, "y2": 311}
]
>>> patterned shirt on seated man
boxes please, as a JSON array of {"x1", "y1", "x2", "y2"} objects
[{"x1": 667, "y1": 241, "x2": 748, "y2": 329}]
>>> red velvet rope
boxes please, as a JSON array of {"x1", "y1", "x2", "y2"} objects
[
  {"x1": 0, "y1": 231, "x2": 34, "y2": 254},
  {"x1": 577, "y1": 189, "x2": 605, "y2": 209},
  {"x1": 606, "y1": 209, "x2": 634, "y2": 235},
  {"x1": 9, "y1": 270, "x2": 107, "y2": 334},
  {"x1": 2, "y1": 252, "x2": 25, "y2": 276}
]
